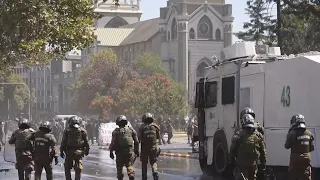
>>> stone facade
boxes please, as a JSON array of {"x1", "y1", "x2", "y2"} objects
[{"x1": 84, "y1": 0, "x2": 234, "y2": 102}]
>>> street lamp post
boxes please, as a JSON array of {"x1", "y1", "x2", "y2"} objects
[
  {"x1": 0, "y1": 83, "x2": 32, "y2": 121},
  {"x1": 49, "y1": 96, "x2": 58, "y2": 114}
]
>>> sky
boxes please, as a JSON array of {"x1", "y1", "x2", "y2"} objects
[{"x1": 139, "y1": 0, "x2": 277, "y2": 42}]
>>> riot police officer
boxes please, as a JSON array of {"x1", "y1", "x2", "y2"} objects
[
  {"x1": 230, "y1": 114, "x2": 266, "y2": 180},
  {"x1": 60, "y1": 116, "x2": 90, "y2": 180},
  {"x1": 109, "y1": 115, "x2": 139, "y2": 180},
  {"x1": 240, "y1": 107, "x2": 264, "y2": 135},
  {"x1": 139, "y1": 113, "x2": 161, "y2": 180},
  {"x1": 285, "y1": 114, "x2": 314, "y2": 180},
  {"x1": 9, "y1": 118, "x2": 35, "y2": 180},
  {"x1": 28, "y1": 121, "x2": 58, "y2": 180}
]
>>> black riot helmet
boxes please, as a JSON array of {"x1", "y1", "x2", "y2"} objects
[
  {"x1": 116, "y1": 115, "x2": 128, "y2": 126},
  {"x1": 39, "y1": 121, "x2": 52, "y2": 132},
  {"x1": 240, "y1": 107, "x2": 255, "y2": 119},
  {"x1": 290, "y1": 114, "x2": 306, "y2": 128},
  {"x1": 18, "y1": 118, "x2": 30, "y2": 129},
  {"x1": 69, "y1": 116, "x2": 81, "y2": 128},
  {"x1": 142, "y1": 113, "x2": 154, "y2": 123},
  {"x1": 240, "y1": 114, "x2": 255, "y2": 128}
]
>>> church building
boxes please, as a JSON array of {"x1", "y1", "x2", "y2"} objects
[{"x1": 82, "y1": 0, "x2": 234, "y2": 102}]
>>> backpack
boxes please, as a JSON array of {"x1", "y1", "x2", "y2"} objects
[{"x1": 237, "y1": 132, "x2": 260, "y2": 165}]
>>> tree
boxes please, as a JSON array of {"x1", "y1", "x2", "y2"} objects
[
  {"x1": 236, "y1": 0, "x2": 274, "y2": 45},
  {"x1": 282, "y1": 0, "x2": 320, "y2": 19},
  {"x1": 0, "y1": 0, "x2": 97, "y2": 69},
  {"x1": 0, "y1": 73, "x2": 36, "y2": 118},
  {"x1": 133, "y1": 53, "x2": 168, "y2": 76},
  {"x1": 70, "y1": 49, "x2": 139, "y2": 116},
  {"x1": 119, "y1": 73, "x2": 188, "y2": 117},
  {"x1": 89, "y1": 93, "x2": 115, "y2": 119}
]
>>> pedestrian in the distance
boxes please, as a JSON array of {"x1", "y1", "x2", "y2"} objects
[{"x1": 187, "y1": 120, "x2": 194, "y2": 144}]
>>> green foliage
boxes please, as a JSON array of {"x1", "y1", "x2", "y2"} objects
[
  {"x1": 119, "y1": 73, "x2": 188, "y2": 117},
  {"x1": 0, "y1": 0, "x2": 97, "y2": 69},
  {"x1": 0, "y1": 73, "x2": 36, "y2": 117},
  {"x1": 70, "y1": 49, "x2": 139, "y2": 115},
  {"x1": 133, "y1": 53, "x2": 168, "y2": 76},
  {"x1": 236, "y1": 0, "x2": 274, "y2": 45},
  {"x1": 71, "y1": 50, "x2": 188, "y2": 118}
]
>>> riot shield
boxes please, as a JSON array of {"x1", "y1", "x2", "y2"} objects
[{"x1": 3, "y1": 120, "x2": 18, "y2": 163}]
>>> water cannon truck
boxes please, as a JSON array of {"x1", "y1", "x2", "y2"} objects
[{"x1": 194, "y1": 42, "x2": 320, "y2": 179}]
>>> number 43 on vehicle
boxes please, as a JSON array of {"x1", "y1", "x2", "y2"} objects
[{"x1": 281, "y1": 86, "x2": 290, "y2": 107}]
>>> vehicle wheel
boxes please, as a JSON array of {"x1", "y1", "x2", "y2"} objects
[
  {"x1": 312, "y1": 167, "x2": 320, "y2": 180},
  {"x1": 199, "y1": 157, "x2": 215, "y2": 176},
  {"x1": 214, "y1": 142, "x2": 228, "y2": 174}
]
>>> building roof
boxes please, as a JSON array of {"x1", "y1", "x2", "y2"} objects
[
  {"x1": 119, "y1": 18, "x2": 160, "y2": 45},
  {"x1": 95, "y1": 28, "x2": 134, "y2": 46}
]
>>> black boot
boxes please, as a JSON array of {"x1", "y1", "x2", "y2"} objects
[{"x1": 153, "y1": 172, "x2": 159, "y2": 180}]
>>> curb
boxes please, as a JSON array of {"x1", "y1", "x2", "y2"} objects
[
  {"x1": 160, "y1": 152, "x2": 198, "y2": 159},
  {"x1": 99, "y1": 147, "x2": 109, "y2": 150}
]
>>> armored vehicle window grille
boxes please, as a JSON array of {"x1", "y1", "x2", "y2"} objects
[
  {"x1": 222, "y1": 76, "x2": 235, "y2": 105},
  {"x1": 205, "y1": 81, "x2": 217, "y2": 108},
  {"x1": 195, "y1": 79, "x2": 205, "y2": 108}
]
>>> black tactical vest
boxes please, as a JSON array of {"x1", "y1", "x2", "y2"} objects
[
  {"x1": 34, "y1": 131, "x2": 52, "y2": 155},
  {"x1": 291, "y1": 129, "x2": 313, "y2": 154}
]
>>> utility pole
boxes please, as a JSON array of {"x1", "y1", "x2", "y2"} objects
[{"x1": 277, "y1": 0, "x2": 282, "y2": 51}]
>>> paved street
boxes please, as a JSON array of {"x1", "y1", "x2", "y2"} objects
[{"x1": 0, "y1": 133, "x2": 213, "y2": 180}]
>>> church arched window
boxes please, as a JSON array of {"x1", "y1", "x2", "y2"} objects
[
  {"x1": 171, "y1": 18, "x2": 177, "y2": 40},
  {"x1": 105, "y1": 16, "x2": 128, "y2": 28},
  {"x1": 196, "y1": 61, "x2": 210, "y2": 77},
  {"x1": 189, "y1": 28, "x2": 195, "y2": 39},
  {"x1": 197, "y1": 15, "x2": 213, "y2": 39},
  {"x1": 215, "y1": 28, "x2": 221, "y2": 40}
]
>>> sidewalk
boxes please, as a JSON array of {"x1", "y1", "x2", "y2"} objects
[
  {"x1": 0, "y1": 151, "x2": 14, "y2": 171},
  {"x1": 159, "y1": 142, "x2": 199, "y2": 159}
]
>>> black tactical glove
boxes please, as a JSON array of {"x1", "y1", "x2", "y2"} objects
[
  {"x1": 60, "y1": 150, "x2": 65, "y2": 159},
  {"x1": 85, "y1": 149, "x2": 89, "y2": 156},
  {"x1": 110, "y1": 152, "x2": 114, "y2": 160},
  {"x1": 259, "y1": 164, "x2": 266, "y2": 171},
  {"x1": 134, "y1": 150, "x2": 139, "y2": 157},
  {"x1": 54, "y1": 156, "x2": 59, "y2": 165}
]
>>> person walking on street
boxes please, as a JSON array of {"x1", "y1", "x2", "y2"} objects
[
  {"x1": 191, "y1": 119, "x2": 198, "y2": 152},
  {"x1": 60, "y1": 116, "x2": 90, "y2": 180},
  {"x1": 230, "y1": 114, "x2": 266, "y2": 180},
  {"x1": 139, "y1": 113, "x2": 161, "y2": 180},
  {"x1": 28, "y1": 121, "x2": 58, "y2": 180},
  {"x1": 285, "y1": 114, "x2": 314, "y2": 180},
  {"x1": 166, "y1": 118, "x2": 173, "y2": 144},
  {"x1": 187, "y1": 120, "x2": 194, "y2": 144},
  {"x1": 109, "y1": 115, "x2": 139, "y2": 180},
  {"x1": 157, "y1": 116, "x2": 166, "y2": 145},
  {"x1": 9, "y1": 118, "x2": 35, "y2": 180}
]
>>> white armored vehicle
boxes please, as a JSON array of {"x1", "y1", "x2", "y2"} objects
[{"x1": 194, "y1": 42, "x2": 320, "y2": 179}]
